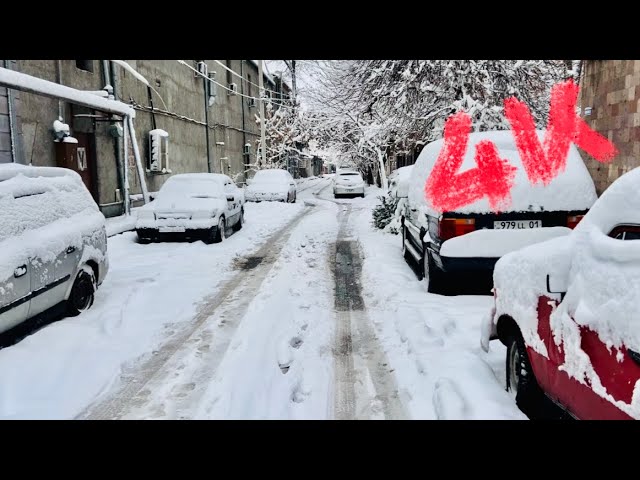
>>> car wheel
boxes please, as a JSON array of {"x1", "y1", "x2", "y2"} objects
[
  {"x1": 138, "y1": 237, "x2": 151, "y2": 244},
  {"x1": 233, "y1": 209, "x2": 244, "y2": 231},
  {"x1": 67, "y1": 267, "x2": 96, "y2": 317},
  {"x1": 506, "y1": 331, "x2": 543, "y2": 416},
  {"x1": 423, "y1": 250, "x2": 445, "y2": 294}
]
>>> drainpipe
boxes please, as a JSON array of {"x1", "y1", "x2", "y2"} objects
[
  {"x1": 108, "y1": 60, "x2": 128, "y2": 215},
  {"x1": 4, "y1": 60, "x2": 17, "y2": 163},
  {"x1": 126, "y1": 114, "x2": 150, "y2": 203},
  {"x1": 240, "y1": 60, "x2": 248, "y2": 181},
  {"x1": 203, "y1": 70, "x2": 212, "y2": 173},
  {"x1": 55, "y1": 60, "x2": 64, "y2": 119}
]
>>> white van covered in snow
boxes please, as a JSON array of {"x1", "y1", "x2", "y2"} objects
[
  {"x1": 0, "y1": 164, "x2": 108, "y2": 334},
  {"x1": 401, "y1": 130, "x2": 597, "y2": 294}
]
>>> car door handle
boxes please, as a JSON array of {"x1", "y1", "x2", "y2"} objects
[
  {"x1": 14, "y1": 265, "x2": 27, "y2": 278},
  {"x1": 66, "y1": 246, "x2": 76, "y2": 254},
  {"x1": 627, "y1": 349, "x2": 640, "y2": 366}
]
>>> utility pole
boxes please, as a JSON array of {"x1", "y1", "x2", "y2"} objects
[
  {"x1": 284, "y1": 60, "x2": 297, "y2": 105},
  {"x1": 258, "y1": 60, "x2": 266, "y2": 167}
]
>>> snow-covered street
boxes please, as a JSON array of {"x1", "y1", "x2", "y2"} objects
[{"x1": 0, "y1": 177, "x2": 524, "y2": 419}]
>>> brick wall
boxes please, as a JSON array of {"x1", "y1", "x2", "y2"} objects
[{"x1": 579, "y1": 60, "x2": 640, "y2": 194}]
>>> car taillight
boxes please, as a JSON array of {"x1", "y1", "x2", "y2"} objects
[
  {"x1": 439, "y1": 217, "x2": 476, "y2": 241},
  {"x1": 567, "y1": 215, "x2": 584, "y2": 229}
]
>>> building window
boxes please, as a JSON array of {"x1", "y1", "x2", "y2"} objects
[
  {"x1": 75, "y1": 60, "x2": 94, "y2": 73},
  {"x1": 247, "y1": 74, "x2": 252, "y2": 98}
]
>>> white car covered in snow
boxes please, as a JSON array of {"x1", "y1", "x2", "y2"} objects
[
  {"x1": 333, "y1": 169, "x2": 366, "y2": 198},
  {"x1": 401, "y1": 130, "x2": 597, "y2": 294},
  {"x1": 244, "y1": 169, "x2": 297, "y2": 203},
  {"x1": 0, "y1": 164, "x2": 108, "y2": 334},
  {"x1": 136, "y1": 173, "x2": 245, "y2": 244},
  {"x1": 482, "y1": 166, "x2": 640, "y2": 420},
  {"x1": 388, "y1": 165, "x2": 414, "y2": 199}
]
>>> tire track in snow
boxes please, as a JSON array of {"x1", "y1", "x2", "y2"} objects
[
  {"x1": 78, "y1": 206, "x2": 313, "y2": 420},
  {"x1": 332, "y1": 204, "x2": 408, "y2": 420}
]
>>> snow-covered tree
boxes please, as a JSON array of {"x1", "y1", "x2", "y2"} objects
[{"x1": 304, "y1": 60, "x2": 571, "y2": 187}]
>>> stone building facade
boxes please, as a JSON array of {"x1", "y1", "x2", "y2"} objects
[
  {"x1": 579, "y1": 60, "x2": 640, "y2": 194},
  {"x1": 0, "y1": 60, "x2": 287, "y2": 217}
]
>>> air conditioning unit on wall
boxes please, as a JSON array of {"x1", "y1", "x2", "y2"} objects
[
  {"x1": 248, "y1": 97, "x2": 257, "y2": 108},
  {"x1": 148, "y1": 129, "x2": 170, "y2": 173},
  {"x1": 228, "y1": 83, "x2": 238, "y2": 95},
  {"x1": 196, "y1": 61, "x2": 208, "y2": 77}
]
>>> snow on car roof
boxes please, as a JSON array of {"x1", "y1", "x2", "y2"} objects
[
  {"x1": 408, "y1": 130, "x2": 597, "y2": 214},
  {"x1": 166, "y1": 173, "x2": 230, "y2": 183},
  {"x1": 253, "y1": 169, "x2": 290, "y2": 177},
  {"x1": 576, "y1": 166, "x2": 640, "y2": 235}
]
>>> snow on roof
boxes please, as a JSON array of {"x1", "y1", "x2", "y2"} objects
[
  {"x1": 165, "y1": 173, "x2": 230, "y2": 183},
  {"x1": 408, "y1": 130, "x2": 597, "y2": 214},
  {"x1": 0, "y1": 67, "x2": 135, "y2": 117}
]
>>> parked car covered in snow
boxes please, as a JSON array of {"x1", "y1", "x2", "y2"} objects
[
  {"x1": 333, "y1": 169, "x2": 365, "y2": 198},
  {"x1": 481, "y1": 166, "x2": 640, "y2": 419},
  {"x1": 401, "y1": 130, "x2": 597, "y2": 294},
  {"x1": 244, "y1": 169, "x2": 297, "y2": 203},
  {"x1": 136, "y1": 173, "x2": 245, "y2": 244},
  {"x1": 388, "y1": 165, "x2": 414, "y2": 199},
  {"x1": 0, "y1": 164, "x2": 108, "y2": 334}
]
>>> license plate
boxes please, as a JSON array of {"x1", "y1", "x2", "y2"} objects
[
  {"x1": 346, "y1": 188, "x2": 354, "y2": 192},
  {"x1": 494, "y1": 220, "x2": 541, "y2": 229},
  {"x1": 159, "y1": 226, "x2": 186, "y2": 233}
]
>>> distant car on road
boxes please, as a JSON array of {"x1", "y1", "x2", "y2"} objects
[
  {"x1": 482, "y1": 166, "x2": 640, "y2": 420},
  {"x1": 333, "y1": 169, "x2": 365, "y2": 198},
  {"x1": 401, "y1": 130, "x2": 597, "y2": 294},
  {"x1": 245, "y1": 169, "x2": 297, "y2": 203},
  {"x1": 0, "y1": 164, "x2": 108, "y2": 334},
  {"x1": 136, "y1": 173, "x2": 245, "y2": 244}
]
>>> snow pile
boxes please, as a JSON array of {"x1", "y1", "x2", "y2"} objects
[
  {"x1": 149, "y1": 129, "x2": 169, "y2": 138},
  {"x1": 0, "y1": 166, "x2": 105, "y2": 283},
  {"x1": 0, "y1": 200, "x2": 305, "y2": 419},
  {"x1": 441, "y1": 226, "x2": 572, "y2": 258},
  {"x1": 351, "y1": 187, "x2": 526, "y2": 419},
  {"x1": 105, "y1": 213, "x2": 138, "y2": 237},
  {"x1": 407, "y1": 130, "x2": 597, "y2": 215}
]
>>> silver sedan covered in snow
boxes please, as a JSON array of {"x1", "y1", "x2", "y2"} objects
[
  {"x1": 136, "y1": 173, "x2": 245, "y2": 244},
  {"x1": 245, "y1": 169, "x2": 297, "y2": 203}
]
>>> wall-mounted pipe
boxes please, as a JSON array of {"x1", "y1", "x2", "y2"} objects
[
  {"x1": 108, "y1": 60, "x2": 128, "y2": 215},
  {"x1": 203, "y1": 64, "x2": 212, "y2": 173},
  {"x1": 4, "y1": 60, "x2": 17, "y2": 164}
]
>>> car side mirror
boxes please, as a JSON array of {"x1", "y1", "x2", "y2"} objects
[
  {"x1": 546, "y1": 274, "x2": 567, "y2": 301},
  {"x1": 226, "y1": 195, "x2": 235, "y2": 202}
]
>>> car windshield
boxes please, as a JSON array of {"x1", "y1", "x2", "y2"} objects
[
  {"x1": 252, "y1": 170, "x2": 290, "y2": 184},
  {"x1": 157, "y1": 179, "x2": 225, "y2": 199}
]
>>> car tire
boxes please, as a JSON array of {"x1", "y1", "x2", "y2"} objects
[
  {"x1": 506, "y1": 331, "x2": 543, "y2": 416},
  {"x1": 215, "y1": 217, "x2": 226, "y2": 243},
  {"x1": 67, "y1": 267, "x2": 96, "y2": 317},
  {"x1": 138, "y1": 237, "x2": 151, "y2": 244},
  {"x1": 233, "y1": 209, "x2": 244, "y2": 231},
  {"x1": 423, "y1": 249, "x2": 445, "y2": 294}
]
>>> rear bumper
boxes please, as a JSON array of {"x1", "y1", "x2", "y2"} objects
[
  {"x1": 334, "y1": 186, "x2": 365, "y2": 195},
  {"x1": 438, "y1": 255, "x2": 499, "y2": 272}
]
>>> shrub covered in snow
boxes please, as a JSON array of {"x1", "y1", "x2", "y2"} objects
[{"x1": 372, "y1": 195, "x2": 400, "y2": 233}]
